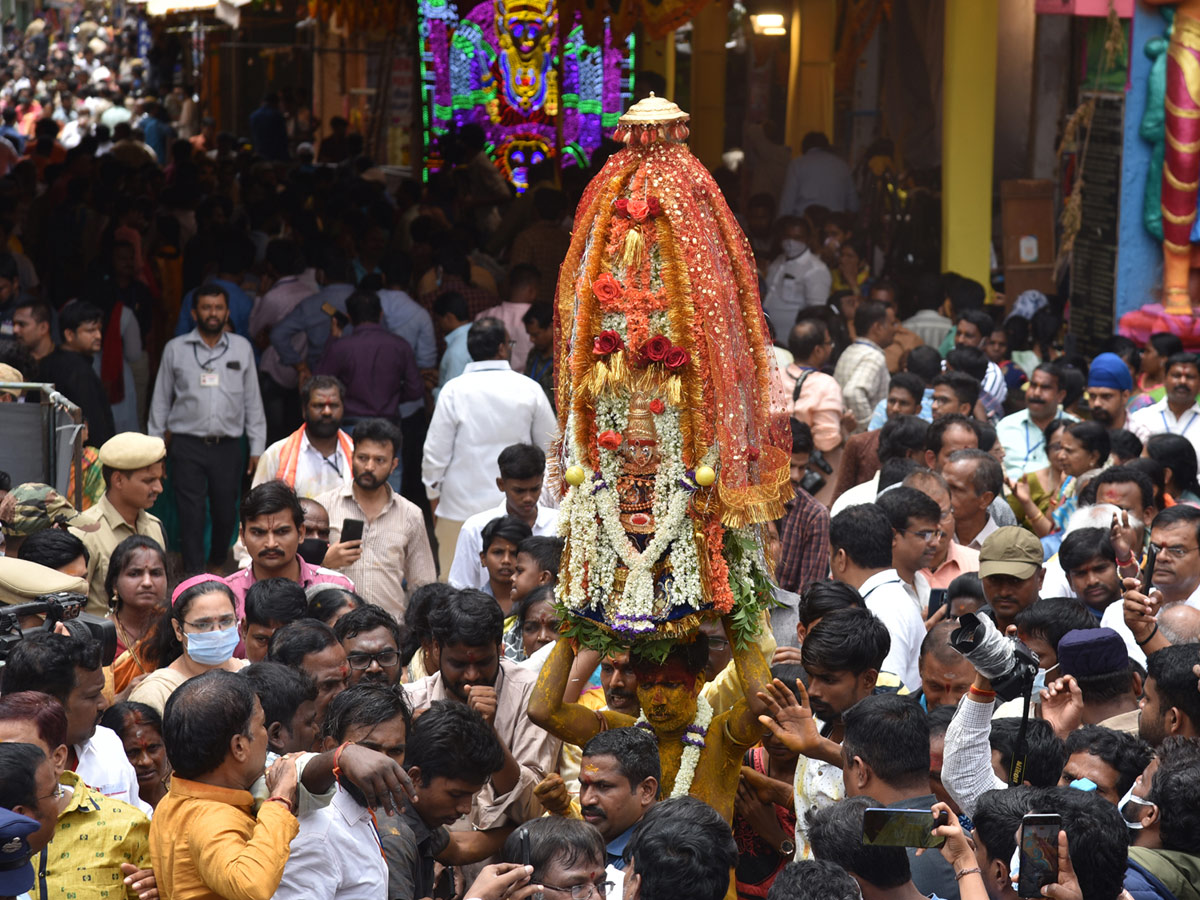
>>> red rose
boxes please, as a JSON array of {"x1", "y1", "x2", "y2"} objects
[
  {"x1": 641, "y1": 334, "x2": 671, "y2": 363},
  {"x1": 627, "y1": 199, "x2": 649, "y2": 221},
  {"x1": 598, "y1": 430, "x2": 623, "y2": 451},
  {"x1": 593, "y1": 330, "x2": 624, "y2": 356},
  {"x1": 647, "y1": 197, "x2": 661, "y2": 216},
  {"x1": 664, "y1": 346, "x2": 690, "y2": 369},
  {"x1": 614, "y1": 198, "x2": 629, "y2": 216},
  {"x1": 649, "y1": 398, "x2": 665, "y2": 415},
  {"x1": 592, "y1": 273, "x2": 623, "y2": 304}
]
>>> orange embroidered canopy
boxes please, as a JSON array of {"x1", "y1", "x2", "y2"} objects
[{"x1": 552, "y1": 95, "x2": 790, "y2": 659}]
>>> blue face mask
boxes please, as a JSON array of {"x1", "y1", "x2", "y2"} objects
[{"x1": 185, "y1": 625, "x2": 240, "y2": 666}]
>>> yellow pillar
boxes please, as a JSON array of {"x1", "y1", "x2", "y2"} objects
[
  {"x1": 941, "y1": 0, "x2": 999, "y2": 290},
  {"x1": 784, "y1": 0, "x2": 835, "y2": 154},
  {"x1": 689, "y1": 1, "x2": 727, "y2": 170},
  {"x1": 639, "y1": 30, "x2": 676, "y2": 101}
]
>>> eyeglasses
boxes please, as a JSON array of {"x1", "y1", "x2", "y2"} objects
[
  {"x1": 39, "y1": 784, "x2": 64, "y2": 802},
  {"x1": 1148, "y1": 543, "x2": 1200, "y2": 559},
  {"x1": 183, "y1": 615, "x2": 238, "y2": 632},
  {"x1": 939, "y1": 507, "x2": 954, "y2": 522},
  {"x1": 901, "y1": 528, "x2": 944, "y2": 543},
  {"x1": 541, "y1": 881, "x2": 614, "y2": 900},
  {"x1": 347, "y1": 649, "x2": 400, "y2": 669}
]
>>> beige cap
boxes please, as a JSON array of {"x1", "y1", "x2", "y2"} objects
[
  {"x1": 0, "y1": 556, "x2": 87, "y2": 605},
  {"x1": 0, "y1": 363, "x2": 23, "y2": 398},
  {"x1": 97, "y1": 433, "x2": 166, "y2": 470},
  {"x1": 979, "y1": 526, "x2": 1044, "y2": 580}
]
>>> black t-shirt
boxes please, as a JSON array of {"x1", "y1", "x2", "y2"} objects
[{"x1": 37, "y1": 347, "x2": 115, "y2": 446}]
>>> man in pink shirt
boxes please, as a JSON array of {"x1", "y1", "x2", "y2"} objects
[
  {"x1": 224, "y1": 481, "x2": 353, "y2": 656},
  {"x1": 778, "y1": 318, "x2": 847, "y2": 505},
  {"x1": 476, "y1": 263, "x2": 536, "y2": 373},
  {"x1": 902, "y1": 469, "x2": 981, "y2": 592}
]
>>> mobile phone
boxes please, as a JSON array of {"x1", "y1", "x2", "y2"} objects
[
  {"x1": 340, "y1": 518, "x2": 365, "y2": 543},
  {"x1": 321, "y1": 302, "x2": 349, "y2": 328},
  {"x1": 1143, "y1": 543, "x2": 1157, "y2": 592},
  {"x1": 927, "y1": 588, "x2": 948, "y2": 620},
  {"x1": 519, "y1": 826, "x2": 531, "y2": 866},
  {"x1": 860, "y1": 808, "x2": 947, "y2": 849},
  {"x1": 1017, "y1": 813, "x2": 1060, "y2": 898}
]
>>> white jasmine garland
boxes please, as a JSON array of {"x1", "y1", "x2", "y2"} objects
[{"x1": 635, "y1": 693, "x2": 713, "y2": 799}]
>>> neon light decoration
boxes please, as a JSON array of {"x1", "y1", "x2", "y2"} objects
[{"x1": 419, "y1": 0, "x2": 634, "y2": 192}]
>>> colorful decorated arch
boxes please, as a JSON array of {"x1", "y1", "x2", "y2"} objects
[{"x1": 419, "y1": 0, "x2": 634, "y2": 191}]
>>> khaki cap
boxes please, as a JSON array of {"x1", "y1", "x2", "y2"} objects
[
  {"x1": 0, "y1": 363, "x2": 23, "y2": 397},
  {"x1": 0, "y1": 556, "x2": 87, "y2": 605},
  {"x1": 98, "y1": 433, "x2": 166, "y2": 470},
  {"x1": 978, "y1": 526, "x2": 1044, "y2": 580}
]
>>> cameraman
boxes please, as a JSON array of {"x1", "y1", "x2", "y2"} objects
[
  {"x1": 1, "y1": 631, "x2": 150, "y2": 814},
  {"x1": 776, "y1": 420, "x2": 830, "y2": 594}
]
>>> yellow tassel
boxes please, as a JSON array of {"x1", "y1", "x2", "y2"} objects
[
  {"x1": 621, "y1": 226, "x2": 644, "y2": 270},
  {"x1": 665, "y1": 375, "x2": 682, "y2": 407}
]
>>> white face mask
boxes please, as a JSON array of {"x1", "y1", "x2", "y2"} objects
[{"x1": 781, "y1": 239, "x2": 806, "y2": 260}]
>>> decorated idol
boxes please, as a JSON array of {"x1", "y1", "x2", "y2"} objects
[{"x1": 529, "y1": 95, "x2": 787, "y2": 823}]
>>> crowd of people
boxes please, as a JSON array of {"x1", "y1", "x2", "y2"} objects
[{"x1": 0, "y1": 16, "x2": 1192, "y2": 900}]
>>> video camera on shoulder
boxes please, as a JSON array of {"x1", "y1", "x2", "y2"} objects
[{"x1": 0, "y1": 592, "x2": 118, "y2": 666}]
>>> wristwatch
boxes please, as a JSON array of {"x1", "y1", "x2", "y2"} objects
[{"x1": 778, "y1": 839, "x2": 796, "y2": 857}]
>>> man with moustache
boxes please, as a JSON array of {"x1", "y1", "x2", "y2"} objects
[
  {"x1": 1107, "y1": 504, "x2": 1200, "y2": 664},
  {"x1": 996, "y1": 362, "x2": 1076, "y2": 478},
  {"x1": 978, "y1": 527, "x2": 1044, "y2": 633},
  {"x1": 1131, "y1": 352, "x2": 1200, "y2": 465},
  {"x1": 225, "y1": 481, "x2": 353, "y2": 652},
  {"x1": 901, "y1": 470, "x2": 980, "y2": 593},
  {"x1": 317, "y1": 418, "x2": 436, "y2": 619},
  {"x1": 71, "y1": 432, "x2": 168, "y2": 615},
  {"x1": 1085, "y1": 353, "x2": 1134, "y2": 432},
  {"x1": 252, "y1": 375, "x2": 355, "y2": 499},
  {"x1": 149, "y1": 283, "x2": 267, "y2": 574},
  {"x1": 578, "y1": 728, "x2": 659, "y2": 878}
]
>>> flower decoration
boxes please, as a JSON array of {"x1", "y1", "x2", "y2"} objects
[
  {"x1": 593, "y1": 330, "x2": 625, "y2": 356},
  {"x1": 597, "y1": 429, "x2": 624, "y2": 451},
  {"x1": 649, "y1": 398, "x2": 665, "y2": 415},
  {"x1": 664, "y1": 346, "x2": 690, "y2": 370},
  {"x1": 613, "y1": 195, "x2": 662, "y2": 221},
  {"x1": 640, "y1": 334, "x2": 671, "y2": 364},
  {"x1": 592, "y1": 273, "x2": 623, "y2": 304},
  {"x1": 635, "y1": 694, "x2": 713, "y2": 799}
]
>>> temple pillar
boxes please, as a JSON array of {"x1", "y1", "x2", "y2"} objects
[
  {"x1": 941, "y1": 0, "x2": 999, "y2": 291},
  {"x1": 784, "y1": 0, "x2": 835, "y2": 153},
  {"x1": 689, "y1": 1, "x2": 727, "y2": 170}
]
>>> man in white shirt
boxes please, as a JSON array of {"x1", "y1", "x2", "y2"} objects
[
  {"x1": 834, "y1": 300, "x2": 897, "y2": 432},
  {"x1": 875, "y1": 487, "x2": 942, "y2": 617},
  {"x1": 1129, "y1": 352, "x2": 1200, "y2": 466},
  {"x1": 902, "y1": 273, "x2": 954, "y2": 349},
  {"x1": 830, "y1": 504, "x2": 924, "y2": 691},
  {"x1": 778, "y1": 132, "x2": 858, "y2": 217},
  {"x1": 422, "y1": 318, "x2": 557, "y2": 576},
  {"x1": 0, "y1": 632, "x2": 151, "y2": 815},
  {"x1": 252, "y1": 375, "x2": 354, "y2": 499},
  {"x1": 1102, "y1": 504, "x2": 1200, "y2": 665},
  {"x1": 762, "y1": 219, "x2": 832, "y2": 333},
  {"x1": 275, "y1": 683, "x2": 407, "y2": 900},
  {"x1": 449, "y1": 443, "x2": 558, "y2": 590}
]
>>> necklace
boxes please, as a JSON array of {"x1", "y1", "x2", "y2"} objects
[
  {"x1": 111, "y1": 610, "x2": 150, "y2": 675},
  {"x1": 634, "y1": 694, "x2": 713, "y2": 799}
]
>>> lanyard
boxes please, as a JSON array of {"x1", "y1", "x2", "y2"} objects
[
  {"x1": 192, "y1": 338, "x2": 230, "y2": 371},
  {"x1": 528, "y1": 355, "x2": 552, "y2": 383},
  {"x1": 1162, "y1": 408, "x2": 1197, "y2": 437},
  {"x1": 861, "y1": 578, "x2": 902, "y2": 601}
]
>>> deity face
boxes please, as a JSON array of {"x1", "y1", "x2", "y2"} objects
[
  {"x1": 635, "y1": 659, "x2": 702, "y2": 732},
  {"x1": 495, "y1": 0, "x2": 555, "y2": 115}
]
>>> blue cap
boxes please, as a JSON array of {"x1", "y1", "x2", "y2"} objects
[
  {"x1": 1057, "y1": 627, "x2": 1128, "y2": 678},
  {"x1": 0, "y1": 808, "x2": 38, "y2": 895},
  {"x1": 1088, "y1": 353, "x2": 1134, "y2": 392}
]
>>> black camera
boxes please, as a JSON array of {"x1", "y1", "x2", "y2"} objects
[
  {"x1": 810, "y1": 449, "x2": 833, "y2": 475},
  {"x1": 800, "y1": 468, "x2": 826, "y2": 496},
  {"x1": 949, "y1": 612, "x2": 1039, "y2": 702},
  {"x1": 0, "y1": 592, "x2": 118, "y2": 666}
]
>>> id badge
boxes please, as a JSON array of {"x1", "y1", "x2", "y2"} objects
[{"x1": 200, "y1": 371, "x2": 219, "y2": 387}]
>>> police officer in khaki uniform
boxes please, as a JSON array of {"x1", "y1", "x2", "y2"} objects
[{"x1": 70, "y1": 433, "x2": 167, "y2": 615}]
